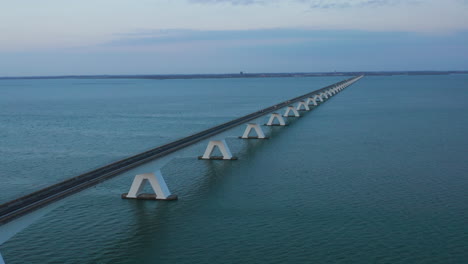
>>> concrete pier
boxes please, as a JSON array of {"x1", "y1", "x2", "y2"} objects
[
  {"x1": 265, "y1": 113, "x2": 287, "y2": 126},
  {"x1": 240, "y1": 123, "x2": 268, "y2": 139},
  {"x1": 122, "y1": 171, "x2": 178, "y2": 201},
  {"x1": 198, "y1": 140, "x2": 238, "y2": 160},
  {"x1": 283, "y1": 106, "x2": 300, "y2": 117},
  {"x1": 317, "y1": 94, "x2": 324, "y2": 102},
  {"x1": 306, "y1": 97, "x2": 318, "y2": 106},
  {"x1": 296, "y1": 101, "x2": 310, "y2": 111}
]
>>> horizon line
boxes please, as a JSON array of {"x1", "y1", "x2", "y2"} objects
[{"x1": 1, "y1": 70, "x2": 468, "y2": 80}]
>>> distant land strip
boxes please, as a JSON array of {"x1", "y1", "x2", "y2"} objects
[{"x1": 0, "y1": 71, "x2": 467, "y2": 80}]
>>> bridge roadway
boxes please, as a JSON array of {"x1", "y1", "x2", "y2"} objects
[{"x1": 0, "y1": 76, "x2": 362, "y2": 225}]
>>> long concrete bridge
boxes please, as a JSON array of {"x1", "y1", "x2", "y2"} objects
[{"x1": 0, "y1": 75, "x2": 363, "y2": 263}]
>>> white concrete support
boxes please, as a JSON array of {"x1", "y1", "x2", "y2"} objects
[
  {"x1": 322, "y1": 92, "x2": 329, "y2": 99},
  {"x1": 123, "y1": 170, "x2": 177, "y2": 200},
  {"x1": 306, "y1": 97, "x2": 318, "y2": 106},
  {"x1": 296, "y1": 101, "x2": 310, "y2": 111},
  {"x1": 266, "y1": 113, "x2": 286, "y2": 126},
  {"x1": 311, "y1": 97, "x2": 319, "y2": 106},
  {"x1": 327, "y1": 90, "x2": 333, "y2": 97},
  {"x1": 317, "y1": 94, "x2": 324, "y2": 102},
  {"x1": 241, "y1": 123, "x2": 267, "y2": 139},
  {"x1": 200, "y1": 140, "x2": 236, "y2": 160},
  {"x1": 283, "y1": 106, "x2": 300, "y2": 117}
]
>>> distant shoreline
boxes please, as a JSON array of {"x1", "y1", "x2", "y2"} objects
[{"x1": 1, "y1": 71, "x2": 467, "y2": 80}]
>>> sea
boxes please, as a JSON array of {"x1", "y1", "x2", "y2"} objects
[{"x1": 0, "y1": 75, "x2": 467, "y2": 263}]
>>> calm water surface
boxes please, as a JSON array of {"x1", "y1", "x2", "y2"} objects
[{"x1": 0, "y1": 75, "x2": 467, "y2": 263}]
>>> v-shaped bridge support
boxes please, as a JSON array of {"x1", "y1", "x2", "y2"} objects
[
  {"x1": 198, "y1": 140, "x2": 238, "y2": 160},
  {"x1": 122, "y1": 171, "x2": 178, "y2": 201},
  {"x1": 296, "y1": 101, "x2": 310, "y2": 111},
  {"x1": 283, "y1": 106, "x2": 300, "y2": 117},
  {"x1": 265, "y1": 113, "x2": 287, "y2": 126},
  {"x1": 240, "y1": 123, "x2": 268, "y2": 139}
]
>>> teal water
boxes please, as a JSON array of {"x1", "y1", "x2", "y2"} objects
[{"x1": 0, "y1": 75, "x2": 467, "y2": 263}]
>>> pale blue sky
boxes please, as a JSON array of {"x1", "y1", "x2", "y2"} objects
[{"x1": 1, "y1": 0, "x2": 467, "y2": 76}]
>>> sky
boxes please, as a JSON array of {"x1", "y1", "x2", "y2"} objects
[{"x1": 0, "y1": 0, "x2": 467, "y2": 76}]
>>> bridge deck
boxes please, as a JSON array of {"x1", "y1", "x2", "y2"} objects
[{"x1": 0, "y1": 76, "x2": 363, "y2": 225}]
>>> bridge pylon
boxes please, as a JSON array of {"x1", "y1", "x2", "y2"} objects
[
  {"x1": 240, "y1": 123, "x2": 268, "y2": 139},
  {"x1": 265, "y1": 113, "x2": 286, "y2": 126},
  {"x1": 283, "y1": 106, "x2": 300, "y2": 117},
  {"x1": 317, "y1": 94, "x2": 325, "y2": 102},
  {"x1": 198, "y1": 140, "x2": 238, "y2": 160},
  {"x1": 122, "y1": 171, "x2": 178, "y2": 201},
  {"x1": 306, "y1": 97, "x2": 318, "y2": 106},
  {"x1": 296, "y1": 101, "x2": 310, "y2": 111}
]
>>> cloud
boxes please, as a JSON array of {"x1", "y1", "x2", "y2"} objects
[
  {"x1": 3, "y1": 28, "x2": 468, "y2": 75},
  {"x1": 104, "y1": 28, "x2": 468, "y2": 50},
  {"x1": 189, "y1": 0, "x2": 266, "y2": 5},
  {"x1": 103, "y1": 28, "x2": 327, "y2": 52},
  {"x1": 189, "y1": 0, "x2": 421, "y2": 8},
  {"x1": 306, "y1": 0, "x2": 420, "y2": 9}
]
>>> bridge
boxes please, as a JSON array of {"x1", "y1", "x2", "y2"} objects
[{"x1": 0, "y1": 75, "x2": 363, "y2": 263}]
